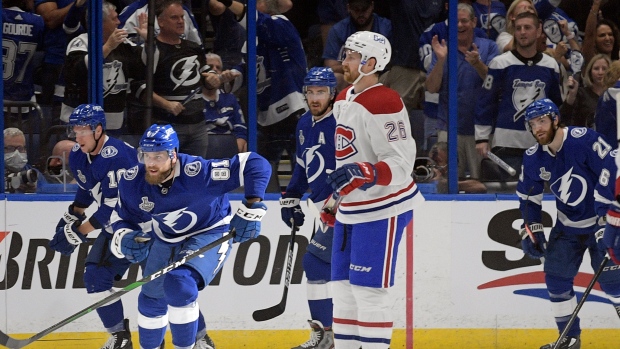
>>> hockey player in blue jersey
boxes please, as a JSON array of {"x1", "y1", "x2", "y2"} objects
[
  {"x1": 517, "y1": 98, "x2": 620, "y2": 349},
  {"x1": 110, "y1": 124, "x2": 271, "y2": 349},
  {"x1": 282, "y1": 67, "x2": 337, "y2": 349},
  {"x1": 47, "y1": 104, "x2": 139, "y2": 349}
]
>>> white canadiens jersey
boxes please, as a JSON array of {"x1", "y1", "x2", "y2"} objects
[
  {"x1": 333, "y1": 84, "x2": 424, "y2": 224},
  {"x1": 517, "y1": 127, "x2": 612, "y2": 235}
]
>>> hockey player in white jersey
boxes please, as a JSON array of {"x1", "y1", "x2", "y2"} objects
[
  {"x1": 110, "y1": 124, "x2": 271, "y2": 349},
  {"x1": 325, "y1": 31, "x2": 424, "y2": 349},
  {"x1": 517, "y1": 98, "x2": 620, "y2": 349},
  {"x1": 48, "y1": 104, "x2": 138, "y2": 349},
  {"x1": 283, "y1": 67, "x2": 337, "y2": 349}
]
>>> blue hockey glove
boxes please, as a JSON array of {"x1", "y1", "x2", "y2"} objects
[
  {"x1": 604, "y1": 212, "x2": 620, "y2": 264},
  {"x1": 110, "y1": 229, "x2": 152, "y2": 263},
  {"x1": 231, "y1": 198, "x2": 267, "y2": 243},
  {"x1": 49, "y1": 222, "x2": 87, "y2": 256},
  {"x1": 55, "y1": 204, "x2": 86, "y2": 231},
  {"x1": 520, "y1": 223, "x2": 547, "y2": 259},
  {"x1": 327, "y1": 162, "x2": 377, "y2": 196},
  {"x1": 280, "y1": 193, "x2": 304, "y2": 228}
]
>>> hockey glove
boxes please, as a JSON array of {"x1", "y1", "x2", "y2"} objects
[
  {"x1": 604, "y1": 212, "x2": 620, "y2": 264},
  {"x1": 319, "y1": 194, "x2": 340, "y2": 228},
  {"x1": 520, "y1": 223, "x2": 547, "y2": 259},
  {"x1": 55, "y1": 204, "x2": 87, "y2": 231},
  {"x1": 110, "y1": 229, "x2": 152, "y2": 263},
  {"x1": 280, "y1": 193, "x2": 304, "y2": 228},
  {"x1": 49, "y1": 222, "x2": 87, "y2": 256},
  {"x1": 231, "y1": 198, "x2": 267, "y2": 243},
  {"x1": 327, "y1": 162, "x2": 377, "y2": 196}
]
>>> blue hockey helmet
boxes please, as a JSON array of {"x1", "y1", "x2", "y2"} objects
[
  {"x1": 304, "y1": 67, "x2": 337, "y2": 96},
  {"x1": 524, "y1": 98, "x2": 559, "y2": 130},
  {"x1": 67, "y1": 104, "x2": 106, "y2": 136},
  {"x1": 138, "y1": 124, "x2": 179, "y2": 160}
]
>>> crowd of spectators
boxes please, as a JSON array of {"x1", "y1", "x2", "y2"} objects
[{"x1": 2, "y1": 0, "x2": 620, "y2": 194}]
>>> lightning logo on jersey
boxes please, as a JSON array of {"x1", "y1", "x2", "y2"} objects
[
  {"x1": 154, "y1": 207, "x2": 199, "y2": 235},
  {"x1": 171, "y1": 55, "x2": 200, "y2": 90},
  {"x1": 550, "y1": 167, "x2": 587, "y2": 206},
  {"x1": 512, "y1": 79, "x2": 546, "y2": 122}
]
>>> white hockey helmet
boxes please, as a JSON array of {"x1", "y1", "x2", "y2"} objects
[{"x1": 343, "y1": 31, "x2": 391, "y2": 74}]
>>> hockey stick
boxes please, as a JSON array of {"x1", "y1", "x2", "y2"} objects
[
  {"x1": 252, "y1": 220, "x2": 297, "y2": 322},
  {"x1": 486, "y1": 151, "x2": 517, "y2": 176},
  {"x1": 0, "y1": 230, "x2": 235, "y2": 349},
  {"x1": 552, "y1": 256, "x2": 609, "y2": 349}
]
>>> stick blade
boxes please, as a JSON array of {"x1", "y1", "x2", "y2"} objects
[
  {"x1": 0, "y1": 330, "x2": 31, "y2": 349},
  {"x1": 252, "y1": 303, "x2": 285, "y2": 322}
]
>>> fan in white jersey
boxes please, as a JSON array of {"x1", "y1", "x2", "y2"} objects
[{"x1": 325, "y1": 31, "x2": 424, "y2": 349}]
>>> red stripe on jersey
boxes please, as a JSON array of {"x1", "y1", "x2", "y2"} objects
[
  {"x1": 333, "y1": 317, "x2": 394, "y2": 328},
  {"x1": 341, "y1": 181, "x2": 416, "y2": 207},
  {"x1": 383, "y1": 217, "x2": 396, "y2": 288},
  {"x1": 353, "y1": 85, "x2": 404, "y2": 115},
  {"x1": 335, "y1": 85, "x2": 354, "y2": 102}
]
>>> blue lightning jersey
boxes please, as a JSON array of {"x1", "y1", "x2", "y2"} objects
[
  {"x1": 254, "y1": 11, "x2": 307, "y2": 126},
  {"x1": 475, "y1": 51, "x2": 562, "y2": 150},
  {"x1": 594, "y1": 148, "x2": 618, "y2": 220},
  {"x1": 203, "y1": 92, "x2": 247, "y2": 140},
  {"x1": 286, "y1": 110, "x2": 336, "y2": 203},
  {"x1": 111, "y1": 152, "x2": 271, "y2": 243},
  {"x1": 594, "y1": 81, "x2": 620, "y2": 147},
  {"x1": 34, "y1": 0, "x2": 73, "y2": 65},
  {"x1": 2, "y1": 7, "x2": 44, "y2": 102},
  {"x1": 471, "y1": 1, "x2": 507, "y2": 41},
  {"x1": 517, "y1": 127, "x2": 613, "y2": 235},
  {"x1": 70, "y1": 137, "x2": 138, "y2": 231}
]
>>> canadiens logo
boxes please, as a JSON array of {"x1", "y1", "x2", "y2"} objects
[
  {"x1": 77, "y1": 169, "x2": 86, "y2": 183},
  {"x1": 100, "y1": 146, "x2": 118, "y2": 158},
  {"x1": 139, "y1": 197, "x2": 154, "y2": 212},
  {"x1": 335, "y1": 125, "x2": 357, "y2": 160},
  {"x1": 184, "y1": 161, "x2": 202, "y2": 177}
]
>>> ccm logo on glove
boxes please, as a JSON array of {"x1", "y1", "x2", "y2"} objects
[{"x1": 235, "y1": 207, "x2": 265, "y2": 221}]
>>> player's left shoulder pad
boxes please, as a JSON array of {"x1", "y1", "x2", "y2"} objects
[
  {"x1": 569, "y1": 127, "x2": 588, "y2": 139},
  {"x1": 123, "y1": 165, "x2": 140, "y2": 181},
  {"x1": 525, "y1": 143, "x2": 539, "y2": 157},
  {"x1": 354, "y1": 86, "x2": 404, "y2": 115}
]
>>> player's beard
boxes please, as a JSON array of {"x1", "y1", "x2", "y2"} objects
[
  {"x1": 310, "y1": 101, "x2": 330, "y2": 117},
  {"x1": 535, "y1": 127, "x2": 555, "y2": 145},
  {"x1": 145, "y1": 164, "x2": 173, "y2": 185},
  {"x1": 343, "y1": 67, "x2": 359, "y2": 84}
]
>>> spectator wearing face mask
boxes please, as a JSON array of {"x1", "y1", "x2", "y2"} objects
[
  {"x1": 4, "y1": 127, "x2": 39, "y2": 193},
  {"x1": 37, "y1": 139, "x2": 79, "y2": 193}
]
